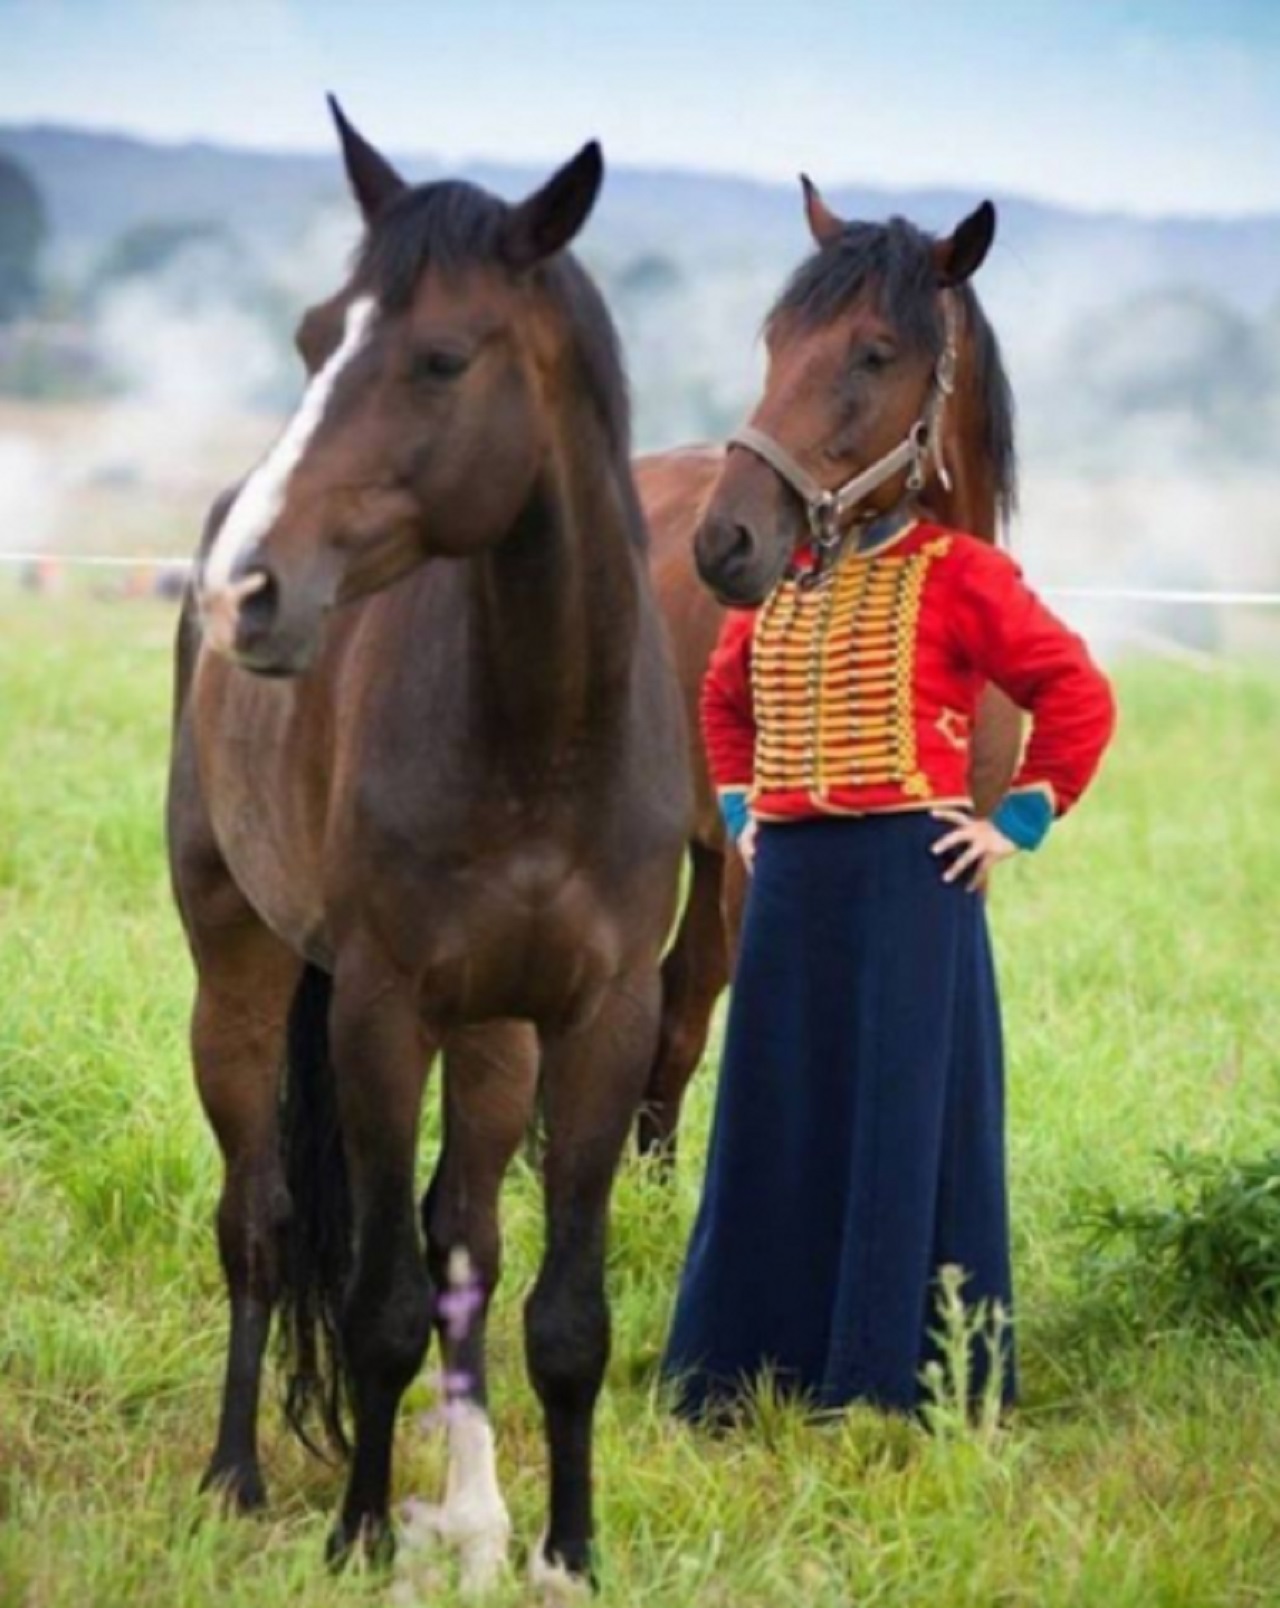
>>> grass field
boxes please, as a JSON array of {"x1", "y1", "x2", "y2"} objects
[{"x1": 2, "y1": 593, "x2": 1279, "y2": 1607}]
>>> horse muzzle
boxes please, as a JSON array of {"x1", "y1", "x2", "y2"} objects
[
  {"x1": 693, "y1": 506, "x2": 794, "y2": 608},
  {"x1": 198, "y1": 562, "x2": 328, "y2": 676}
]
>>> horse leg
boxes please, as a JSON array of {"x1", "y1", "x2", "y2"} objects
[
  {"x1": 638, "y1": 841, "x2": 728, "y2": 1162},
  {"x1": 409, "y1": 1022, "x2": 538, "y2": 1593},
  {"x1": 527, "y1": 970, "x2": 661, "y2": 1586},
  {"x1": 326, "y1": 955, "x2": 437, "y2": 1566},
  {"x1": 189, "y1": 893, "x2": 301, "y2": 1511}
]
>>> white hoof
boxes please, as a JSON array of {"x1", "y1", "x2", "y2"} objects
[
  {"x1": 397, "y1": 1495, "x2": 511, "y2": 1598},
  {"x1": 457, "y1": 1522, "x2": 512, "y2": 1597},
  {"x1": 399, "y1": 1401, "x2": 512, "y2": 1595}
]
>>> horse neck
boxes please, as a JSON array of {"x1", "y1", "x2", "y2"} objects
[{"x1": 469, "y1": 405, "x2": 641, "y2": 756}]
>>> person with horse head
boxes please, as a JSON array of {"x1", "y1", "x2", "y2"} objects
[{"x1": 661, "y1": 180, "x2": 1117, "y2": 1421}]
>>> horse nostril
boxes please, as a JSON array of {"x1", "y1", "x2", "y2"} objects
[
  {"x1": 725, "y1": 522, "x2": 753, "y2": 566},
  {"x1": 235, "y1": 567, "x2": 280, "y2": 643},
  {"x1": 698, "y1": 515, "x2": 755, "y2": 580}
]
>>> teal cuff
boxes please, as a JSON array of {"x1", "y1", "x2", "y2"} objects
[
  {"x1": 992, "y1": 790, "x2": 1053, "y2": 851},
  {"x1": 718, "y1": 789, "x2": 751, "y2": 843}
]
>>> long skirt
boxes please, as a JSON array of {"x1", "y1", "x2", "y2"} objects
[{"x1": 662, "y1": 813, "x2": 1015, "y2": 1419}]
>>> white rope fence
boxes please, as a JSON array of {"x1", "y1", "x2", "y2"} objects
[
  {"x1": 0, "y1": 550, "x2": 190, "y2": 570},
  {"x1": 2, "y1": 550, "x2": 1280, "y2": 608},
  {"x1": 1041, "y1": 586, "x2": 1280, "y2": 608},
  {"x1": 0, "y1": 546, "x2": 1280, "y2": 607}
]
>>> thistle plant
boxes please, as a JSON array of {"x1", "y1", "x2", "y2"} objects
[{"x1": 920, "y1": 1263, "x2": 1010, "y2": 1447}]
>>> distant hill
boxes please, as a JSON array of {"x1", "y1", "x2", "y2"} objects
[
  {"x1": 3, "y1": 121, "x2": 1278, "y2": 315},
  {"x1": 1, "y1": 121, "x2": 1276, "y2": 494},
  {"x1": 0, "y1": 123, "x2": 1275, "y2": 617}
]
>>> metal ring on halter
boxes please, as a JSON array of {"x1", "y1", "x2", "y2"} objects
[
  {"x1": 808, "y1": 490, "x2": 843, "y2": 549},
  {"x1": 905, "y1": 420, "x2": 931, "y2": 494}
]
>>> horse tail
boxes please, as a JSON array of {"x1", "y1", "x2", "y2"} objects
[{"x1": 276, "y1": 963, "x2": 353, "y2": 1461}]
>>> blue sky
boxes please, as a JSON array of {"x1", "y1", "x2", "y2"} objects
[{"x1": 1, "y1": 0, "x2": 1278, "y2": 216}]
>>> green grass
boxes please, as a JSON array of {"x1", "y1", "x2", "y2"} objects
[{"x1": 2, "y1": 593, "x2": 1279, "y2": 1607}]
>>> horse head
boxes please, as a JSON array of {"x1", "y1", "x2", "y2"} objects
[
  {"x1": 694, "y1": 182, "x2": 1015, "y2": 607},
  {"x1": 198, "y1": 99, "x2": 606, "y2": 673}
]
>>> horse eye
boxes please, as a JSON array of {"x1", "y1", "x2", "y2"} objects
[
  {"x1": 410, "y1": 347, "x2": 472, "y2": 384},
  {"x1": 860, "y1": 346, "x2": 895, "y2": 372}
]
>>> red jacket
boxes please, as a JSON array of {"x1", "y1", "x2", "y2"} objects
[{"x1": 702, "y1": 521, "x2": 1115, "y2": 823}]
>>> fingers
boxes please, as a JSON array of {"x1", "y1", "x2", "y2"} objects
[
  {"x1": 930, "y1": 807, "x2": 972, "y2": 828},
  {"x1": 969, "y1": 850, "x2": 998, "y2": 891},
  {"x1": 931, "y1": 815, "x2": 1015, "y2": 892},
  {"x1": 942, "y1": 840, "x2": 986, "y2": 885}
]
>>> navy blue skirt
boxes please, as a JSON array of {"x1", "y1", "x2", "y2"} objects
[{"x1": 662, "y1": 813, "x2": 1014, "y2": 1419}]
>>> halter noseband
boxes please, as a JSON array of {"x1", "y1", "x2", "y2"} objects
[{"x1": 728, "y1": 292, "x2": 960, "y2": 551}]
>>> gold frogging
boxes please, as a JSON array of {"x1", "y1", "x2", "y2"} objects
[{"x1": 750, "y1": 536, "x2": 953, "y2": 801}]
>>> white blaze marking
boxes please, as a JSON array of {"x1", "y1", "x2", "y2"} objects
[{"x1": 201, "y1": 295, "x2": 378, "y2": 594}]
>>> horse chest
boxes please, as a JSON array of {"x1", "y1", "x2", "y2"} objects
[{"x1": 346, "y1": 834, "x2": 627, "y2": 1027}]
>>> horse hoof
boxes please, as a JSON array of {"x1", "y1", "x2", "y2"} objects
[
  {"x1": 324, "y1": 1524, "x2": 354, "y2": 1573},
  {"x1": 199, "y1": 1461, "x2": 267, "y2": 1514},
  {"x1": 529, "y1": 1533, "x2": 596, "y2": 1600},
  {"x1": 326, "y1": 1515, "x2": 396, "y2": 1573}
]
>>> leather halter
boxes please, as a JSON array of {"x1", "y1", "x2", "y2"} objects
[{"x1": 728, "y1": 292, "x2": 960, "y2": 551}]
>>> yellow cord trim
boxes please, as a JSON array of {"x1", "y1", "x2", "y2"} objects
[{"x1": 751, "y1": 536, "x2": 953, "y2": 796}]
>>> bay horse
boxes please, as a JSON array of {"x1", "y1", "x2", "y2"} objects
[
  {"x1": 167, "y1": 101, "x2": 689, "y2": 1588},
  {"x1": 637, "y1": 179, "x2": 1022, "y2": 1155}
]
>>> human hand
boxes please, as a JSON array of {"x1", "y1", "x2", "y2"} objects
[
  {"x1": 930, "y1": 807, "x2": 1018, "y2": 891},
  {"x1": 737, "y1": 819, "x2": 759, "y2": 873}
]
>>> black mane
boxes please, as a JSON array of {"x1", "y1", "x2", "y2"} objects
[
  {"x1": 769, "y1": 215, "x2": 1018, "y2": 528},
  {"x1": 355, "y1": 179, "x2": 633, "y2": 464}
]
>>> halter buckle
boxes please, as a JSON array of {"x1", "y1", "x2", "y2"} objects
[
  {"x1": 906, "y1": 420, "x2": 930, "y2": 494},
  {"x1": 807, "y1": 490, "x2": 843, "y2": 549}
]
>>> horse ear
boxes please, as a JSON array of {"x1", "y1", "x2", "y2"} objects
[
  {"x1": 933, "y1": 200, "x2": 997, "y2": 286},
  {"x1": 800, "y1": 174, "x2": 846, "y2": 247},
  {"x1": 501, "y1": 141, "x2": 604, "y2": 270},
  {"x1": 327, "y1": 94, "x2": 407, "y2": 224}
]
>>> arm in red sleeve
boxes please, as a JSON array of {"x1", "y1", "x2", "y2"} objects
[
  {"x1": 950, "y1": 542, "x2": 1116, "y2": 816},
  {"x1": 700, "y1": 609, "x2": 758, "y2": 804}
]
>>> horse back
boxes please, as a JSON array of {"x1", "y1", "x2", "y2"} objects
[{"x1": 637, "y1": 447, "x2": 727, "y2": 850}]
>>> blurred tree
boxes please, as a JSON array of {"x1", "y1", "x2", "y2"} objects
[
  {"x1": 1070, "y1": 288, "x2": 1271, "y2": 465},
  {"x1": 1262, "y1": 293, "x2": 1280, "y2": 382},
  {"x1": 614, "y1": 252, "x2": 683, "y2": 301},
  {"x1": 0, "y1": 153, "x2": 49, "y2": 322},
  {"x1": 91, "y1": 219, "x2": 232, "y2": 296}
]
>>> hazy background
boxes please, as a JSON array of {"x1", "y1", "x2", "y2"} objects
[{"x1": 1, "y1": 0, "x2": 1277, "y2": 653}]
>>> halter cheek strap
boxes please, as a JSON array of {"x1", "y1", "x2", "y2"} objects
[{"x1": 728, "y1": 292, "x2": 960, "y2": 551}]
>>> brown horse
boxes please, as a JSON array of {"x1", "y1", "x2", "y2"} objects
[
  {"x1": 637, "y1": 181, "x2": 1022, "y2": 1155},
  {"x1": 167, "y1": 102, "x2": 689, "y2": 1587}
]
